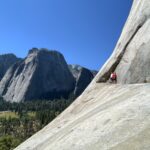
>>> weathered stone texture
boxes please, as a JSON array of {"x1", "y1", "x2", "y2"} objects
[
  {"x1": 68, "y1": 65, "x2": 96, "y2": 97},
  {"x1": 16, "y1": 1, "x2": 150, "y2": 150},
  {"x1": 0, "y1": 54, "x2": 21, "y2": 80},
  {"x1": 96, "y1": 0, "x2": 150, "y2": 84},
  {"x1": 0, "y1": 49, "x2": 75, "y2": 102}
]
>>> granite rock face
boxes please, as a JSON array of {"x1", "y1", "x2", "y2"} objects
[
  {"x1": 0, "y1": 54, "x2": 21, "y2": 81},
  {"x1": 0, "y1": 49, "x2": 75, "y2": 102},
  {"x1": 15, "y1": 83, "x2": 150, "y2": 150},
  {"x1": 96, "y1": 0, "x2": 150, "y2": 84},
  {"x1": 68, "y1": 64, "x2": 97, "y2": 79},
  {"x1": 68, "y1": 65, "x2": 83, "y2": 79},
  {"x1": 74, "y1": 68, "x2": 94, "y2": 97},
  {"x1": 15, "y1": 1, "x2": 150, "y2": 150},
  {"x1": 69, "y1": 65, "x2": 97, "y2": 97}
]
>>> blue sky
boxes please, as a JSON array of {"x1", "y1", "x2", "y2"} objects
[{"x1": 0, "y1": 0, "x2": 132, "y2": 70}]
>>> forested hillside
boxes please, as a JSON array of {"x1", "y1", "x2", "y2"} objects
[{"x1": 0, "y1": 97, "x2": 74, "y2": 149}]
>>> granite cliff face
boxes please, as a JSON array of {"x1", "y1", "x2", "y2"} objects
[
  {"x1": 69, "y1": 65, "x2": 97, "y2": 97},
  {"x1": 0, "y1": 54, "x2": 21, "y2": 81},
  {"x1": 15, "y1": 1, "x2": 150, "y2": 150},
  {"x1": 0, "y1": 49, "x2": 75, "y2": 102},
  {"x1": 0, "y1": 50, "x2": 96, "y2": 102},
  {"x1": 96, "y1": 0, "x2": 150, "y2": 84},
  {"x1": 68, "y1": 65, "x2": 83, "y2": 79}
]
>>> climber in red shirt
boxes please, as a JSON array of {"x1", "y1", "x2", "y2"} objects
[{"x1": 110, "y1": 72, "x2": 117, "y2": 83}]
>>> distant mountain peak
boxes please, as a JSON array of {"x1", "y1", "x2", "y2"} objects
[
  {"x1": 0, "y1": 48, "x2": 75, "y2": 102},
  {"x1": 0, "y1": 49, "x2": 97, "y2": 102},
  {"x1": 28, "y1": 48, "x2": 62, "y2": 55},
  {"x1": 0, "y1": 54, "x2": 21, "y2": 80}
]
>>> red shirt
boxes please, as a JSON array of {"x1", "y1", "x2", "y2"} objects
[{"x1": 111, "y1": 73, "x2": 117, "y2": 80}]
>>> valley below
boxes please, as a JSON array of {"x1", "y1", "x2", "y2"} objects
[{"x1": 0, "y1": 97, "x2": 74, "y2": 149}]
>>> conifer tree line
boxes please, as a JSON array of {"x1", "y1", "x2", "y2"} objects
[{"x1": 0, "y1": 96, "x2": 74, "y2": 149}]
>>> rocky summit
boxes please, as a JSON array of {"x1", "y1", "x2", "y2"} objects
[
  {"x1": 0, "y1": 49, "x2": 96, "y2": 102},
  {"x1": 0, "y1": 54, "x2": 21, "y2": 81},
  {"x1": 15, "y1": 0, "x2": 150, "y2": 150},
  {"x1": 0, "y1": 48, "x2": 75, "y2": 102}
]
